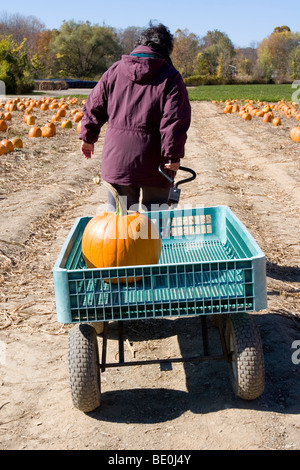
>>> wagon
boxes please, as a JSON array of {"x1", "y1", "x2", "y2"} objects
[{"x1": 53, "y1": 204, "x2": 267, "y2": 412}]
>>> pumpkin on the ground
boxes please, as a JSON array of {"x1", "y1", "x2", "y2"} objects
[
  {"x1": 263, "y1": 112, "x2": 273, "y2": 122},
  {"x1": 61, "y1": 120, "x2": 72, "y2": 128},
  {"x1": 41, "y1": 126, "x2": 55, "y2": 137},
  {"x1": 242, "y1": 112, "x2": 252, "y2": 121},
  {"x1": 11, "y1": 137, "x2": 23, "y2": 148},
  {"x1": 52, "y1": 114, "x2": 60, "y2": 123},
  {"x1": 0, "y1": 119, "x2": 8, "y2": 131},
  {"x1": 0, "y1": 143, "x2": 8, "y2": 155},
  {"x1": 1, "y1": 139, "x2": 13, "y2": 152},
  {"x1": 57, "y1": 108, "x2": 66, "y2": 118},
  {"x1": 223, "y1": 105, "x2": 232, "y2": 114},
  {"x1": 290, "y1": 126, "x2": 300, "y2": 142},
  {"x1": 28, "y1": 126, "x2": 42, "y2": 138},
  {"x1": 272, "y1": 117, "x2": 281, "y2": 126},
  {"x1": 25, "y1": 115, "x2": 36, "y2": 125},
  {"x1": 73, "y1": 111, "x2": 83, "y2": 122}
]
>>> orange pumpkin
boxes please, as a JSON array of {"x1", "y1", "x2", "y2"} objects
[
  {"x1": 45, "y1": 122, "x2": 57, "y2": 135},
  {"x1": 223, "y1": 105, "x2": 233, "y2": 114},
  {"x1": 61, "y1": 119, "x2": 72, "y2": 128},
  {"x1": 73, "y1": 111, "x2": 83, "y2": 122},
  {"x1": 26, "y1": 115, "x2": 36, "y2": 125},
  {"x1": 0, "y1": 143, "x2": 8, "y2": 155},
  {"x1": 256, "y1": 109, "x2": 265, "y2": 117},
  {"x1": 0, "y1": 119, "x2": 8, "y2": 132},
  {"x1": 263, "y1": 105, "x2": 271, "y2": 113},
  {"x1": 41, "y1": 126, "x2": 55, "y2": 137},
  {"x1": 263, "y1": 112, "x2": 272, "y2": 123},
  {"x1": 272, "y1": 117, "x2": 281, "y2": 126},
  {"x1": 57, "y1": 108, "x2": 66, "y2": 117},
  {"x1": 4, "y1": 101, "x2": 12, "y2": 111},
  {"x1": 1, "y1": 139, "x2": 13, "y2": 152},
  {"x1": 290, "y1": 126, "x2": 300, "y2": 142},
  {"x1": 11, "y1": 137, "x2": 23, "y2": 149},
  {"x1": 52, "y1": 114, "x2": 61, "y2": 123},
  {"x1": 242, "y1": 112, "x2": 252, "y2": 121},
  {"x1": 82, "y1": 183, "x2": 162, "y2": 283},
  {"x1": 28, "y1": 126, "x2": 42, "y2": 138},
  {"x1": 24, "y1": 107, "x2": 33, "y2": 116}
]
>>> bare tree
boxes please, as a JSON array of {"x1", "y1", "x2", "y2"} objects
[
  {"x1": 0, "y1": 12, "x2": 46, "y2": 58},
  {"x1": 118, "y1": 26, "x2": 143, "y2": 54}
]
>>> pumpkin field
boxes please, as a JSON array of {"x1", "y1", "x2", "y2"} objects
[{"x1": 0, "y1": 91, "x2": 299, "y2": 450}]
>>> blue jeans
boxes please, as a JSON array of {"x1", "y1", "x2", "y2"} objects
[{"x1": 107, "y1": 184, "x2": 170, "y2": 212}]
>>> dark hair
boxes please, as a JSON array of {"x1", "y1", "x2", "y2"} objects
[{"x1": 136, "y1": 23, "x2": 174, "y2": 59}]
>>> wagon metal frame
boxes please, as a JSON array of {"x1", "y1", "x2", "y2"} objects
[{"x1": 99, "y1": 315, "x2": 227, "y2": 372}]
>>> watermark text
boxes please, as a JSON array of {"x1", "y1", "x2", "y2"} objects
[
  {"x1": 291, "y1": 340, "x2": 300, "y2": 365},
  {"x1": 0, "y1": 80, "x2": 6, "y2": 103},
  {"x1": 291, "y1": 80, "x2": 300, "y2": 103}
]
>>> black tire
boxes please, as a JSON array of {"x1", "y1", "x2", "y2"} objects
[
  {"x1": 225, "y1": 312, "x2": 265, "y2": 400},
  {"x1": 68, "y1": 323, "x2": 101, "y2": 412}
]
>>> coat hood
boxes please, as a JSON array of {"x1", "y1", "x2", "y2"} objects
[{"x1": 120, "y1": 46, "x2": 166, "y2": 84}]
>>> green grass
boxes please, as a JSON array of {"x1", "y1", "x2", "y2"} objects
[
  {"x1": 55, "y1": 94, "x2": 89, "y2": 99},
  {"x1": 33, "y1": 85, "x2": 295, "y2": 103},
  {"x1": 32, "y1": 92, "x2": 89, "y2": 99},
  {"x1": 188, "y1": 84, "x2": 296, "y2": 102}
]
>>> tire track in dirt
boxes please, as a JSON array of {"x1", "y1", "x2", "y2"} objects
[
  {"x1": 212, "y1": 115, "x2": 300, "y2": 209},
  {"x1": 0, "y1": 151, "x2": 101, "y2": 250}
]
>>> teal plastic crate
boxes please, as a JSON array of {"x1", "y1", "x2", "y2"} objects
[{"x1": 53, "y1": 206, "x2": 267, "y2": 324}]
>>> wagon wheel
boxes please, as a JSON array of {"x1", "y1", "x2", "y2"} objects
[
  {"x1": 225, "y1": 312, "x2": 265, "y2": 400},
  {"x1": 68, "y1": 323, "x2": 101, "y2": 412}
]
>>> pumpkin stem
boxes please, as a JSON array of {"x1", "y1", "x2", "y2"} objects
[{"x1": 102, "y1": 181, "x2": 127, "y2": 215}]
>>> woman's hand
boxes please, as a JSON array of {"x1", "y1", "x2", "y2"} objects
[
  {"x1": 81, "y1": 141, "x2": 94, "y2": 159},
  {"x1": 164, "y1": 161, "x2": 180, "y2": 172}
]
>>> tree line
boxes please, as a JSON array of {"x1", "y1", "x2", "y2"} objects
[{"x1": 0, "y1": 13, "x2": 299, "y2": 93}]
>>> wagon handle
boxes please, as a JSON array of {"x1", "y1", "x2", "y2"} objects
[{"x1": 158, "y1": 164, "x2": 196, "y2": 188}]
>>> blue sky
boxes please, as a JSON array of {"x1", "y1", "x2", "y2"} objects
[{"x1": 1, "y1": 0, "x2": 299, "y2": 47}]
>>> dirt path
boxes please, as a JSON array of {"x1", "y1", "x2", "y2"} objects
[{"x1": 0, "y1": 101, "x2": 299, "y2": 450}]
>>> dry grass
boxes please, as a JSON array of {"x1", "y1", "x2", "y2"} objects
[
  {"x1": 0, "y1": 99, "x2": 83, "y2": 195},
  {"x1": 0, "y1": 96, "x2": 90, "y2": 332},
  {"x1": 1, "y1": 98, "x2": 299, "y2": 331}
]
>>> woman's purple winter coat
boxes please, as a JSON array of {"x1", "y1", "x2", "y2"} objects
[{"x1": 79, "y1": 46, "x2": 191, "y2": 188}]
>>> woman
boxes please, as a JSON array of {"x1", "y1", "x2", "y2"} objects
[{"x1": 80, "y1": 23, "x2": 191, "y2": 211}]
